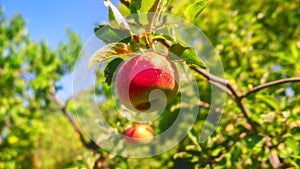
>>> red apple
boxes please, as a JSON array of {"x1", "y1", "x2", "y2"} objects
[
  {"x1": 124, "y1": 123, "x2": 154, "y2": 144},
  {"x1": 115, "y1": 52, "x2": 179, "y2": 111}
]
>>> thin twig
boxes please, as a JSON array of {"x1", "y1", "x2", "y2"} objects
[
  {"x1": 208, "y1": 80, "x2": 233, "y2": 96},
  {"x1": 191, "y1": 66, "x2": 229, "y2": 86},
  {"x1": 197, "y1": 100, "x2": 224, "y2": 114},
  {"x1": 265, "y1": 137, "x2": 282, "y2": 168},
  {"x1": 191, "y1": 66, "x2": 235, "y2": 98},
  {"x1": 197, "y1": 100, "x2": 210, "y2": 109},
  {"x1": 241, "y1": 77, "x2": 300, "y2": 99}
]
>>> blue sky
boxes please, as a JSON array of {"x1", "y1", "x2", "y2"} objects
[{"x1": 1, "y1": 0, "x2": 110, "y2": 49}]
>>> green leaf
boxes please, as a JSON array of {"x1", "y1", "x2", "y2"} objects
[
  {"x1": 185, "y1": 0, "x2": 209, "y2": 22},
  {"x1": 173, "y1": 152, "x2": 193, "y2": 159},
  {"x1": 211, "y1": 146, "x2": 225, "y2": 157},
  {"x1": 129, "y1": 0, "x2": 142, "y2": 14},
  {"x1": 108, "y1": 7, "x2": 117, "y2": 27},
  {"x1": 230, "y1": 143, "x2": 242, "y2": 162},
  {"x1": 88, "y1": 43, "x2": 130, "y2": 69},
  {"x1": 153, "y1": 34, "x2": 174, "y2": 42},
  {"x1": 129, "y1": 0, "x2": 159, "y2": 13},
  {"x1": 274, "y1": 52, "x2": 296, "y2": 64},
  {"x1": 289, "y1": 127, "x2": 300, "y2": 141},
  {"x1": 290, "y1": 43, "x2": 299, "y2": 60},
  {"x1": 169, "y1": 43, "x2": 206, "y2": 69},
  {"x1": 153, "y1": 25, "x2": 176, "y2": 41},
  {"x1": 129, "y1": 0, "x2": 160, "y2": 25},
  {"x1": 246, "y1": 135, "x2": 263, "y2": 149},
  {"x1": 140, "y1": 0, "x2": 159, "y2": 13},
  {"x1": 187, "y1": 129, "x2": 202, "y2": 152},
  {"x1": 94, "y1": 25, "x2": 131, "y2": 44},
  {"x1": 256, "y1": 95, "x2": 280, "y2": 110},
  {"x1": 104, "y1": 58, "x2": 123, "y2": 85},
  {"x1": 285, "y1": 138, "x2": 299, "y2": 154},
  {"x1": 105, "y1": 0, "x2": 130, "y2": 30}
]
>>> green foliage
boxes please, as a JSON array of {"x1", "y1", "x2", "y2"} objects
[
  {"x1": 169, "y1": 43, "x2": 206, "y2": 69},
  {"x1": 184, "y1": 0, "x2": 209, "y2": 22},
  {"x1": 94, "y1": 25, "x2": 131, "y2": 44},
  {"x1": 0, "y1": 9, "x2": 90, "y2": 168},
  {"x1": 104, "y1": 58, "x2": 124, "y2": 85},
  {"x1": 88, "y1": 42, "x2": 129, "y2": 69}
]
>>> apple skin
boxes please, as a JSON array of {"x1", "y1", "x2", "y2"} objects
[
  {"x1": 115, "y1": 52, "x2": 179, "y2": 111},
  {"x1": 124, "y1": 123, "x2": 154, "y2": 144}
]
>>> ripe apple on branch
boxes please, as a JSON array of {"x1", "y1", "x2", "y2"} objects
[
  {"x1": 115, "y1": 51, "x2": 179, "y2": 111},
  {"x1": 124, "y1": 123, "x2": 154, "y2": 145},
  {"x1": 87, "y1": 0, "x2": 207, "y2": 144}
]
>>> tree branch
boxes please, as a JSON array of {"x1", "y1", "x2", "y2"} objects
[
  {"x1": 241, "y1": 77, "x2": 300, "y2": 98},
  {"x1": 192, "y1": 66, "x2": 300, "y2": 132},
  {"x1": 191, "y1": 66, "x2": 235, "y2": 96},
  {"x1": 225, "y1": 83, "x2": 256, "y2": 128},
  {"x1": 191, "y1": 66, "x2": 258, "y2": 131},
  {"x1": 48, "y1": 94, "x2": 100, "y2": 150},
  {"x1": 191, "y1": 66, "x2": 229, "y2": 86},
  {"x1": 208, "y1": 80, "x2": 233, "y2": 96},
  {"x1": 48, "y1": 81, "x2": 99, "y2": 151}
]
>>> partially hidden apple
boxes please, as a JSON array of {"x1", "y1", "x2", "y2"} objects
[
  {"x1": 115, "y1": 52, "x2": 179, "y2": 111},
  {"x1": 124, "y1": 123, "x2": 154, "y2": 144}
]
